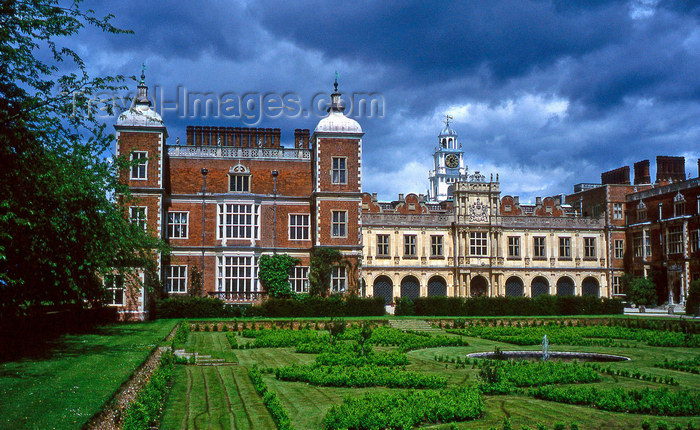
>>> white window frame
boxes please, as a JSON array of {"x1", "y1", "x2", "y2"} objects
[
  {"x1": 167, "y1": 265, "x2": 188, "y2": 293},
  {"x1": 404, "y1": 234, "x2": 417, "y2": 256},
  {"x1": 331, "y1": 210, "x2": 347, "y2": 238},
  {"x1": 168, "y1": 211, "x2": 189, "y2": 239},
  {"x1": 691, "y1": 230, "x2": 700, "y2": 253},
  {"x1": 331, "y1": 157, "x2": 347, "y2": 184},
  {"x1": 216, "y1": 255, "x2": 257, "y2": 292},
  {"x1": 559, "y1": 237, "x2": 571, "y2": 259},
  {"x1": 104, "y1": 273, "x2": 124, "y2": 306},
  {"x1": 289, "y1": 214, "x2": 310, "y2": 241},
  {"x1": 431, "y1": 235, "x2": 443, "y2": 257},
  {"x1": 614, "y1": 239, "x2": 624, "y2": 260},
  {"x1": 377, "y1": 234, "x2": 390, "y2": 256},
  {"x1": 584, "y1": 237, "x2": 596, "y2": 258},
  {"x1": 644, "y1": 229, "x2": 651, "y2": 257},
  {"x1": 612, "y1": 275, "x2": 622, "y2": 295},
  {"x1": 533, "y1": 236, "x2": 546, "y2": 258},
  {"x1": 666, "y1": 226, "x2": 683, "y2": 255},
  {"x1": 613, "y1": 203, "x2": 623, "y2": 220},
  {"x1": 130, "y1": 151, "x2": 147, "y2": 180},
  {"x1": 229, "y1": 173, "x2": 250, "y2": 193},
  {"x1": 470, "y1": 231, "x2": 488, "y2": 257},
  {"x1": 633, "y1": 232, "x2": 644, "y2": 258},
  {"x1": 129, "y1": 206, "x2": 147, "y2": 231},
  {"x1": 217, "y1": 203, "x2": 259, "y2": 240},
  {"x1": 289, "y1": 266, "x2": 309, "y2": 293},
  {"x1": 331, "y1": 266, "x2": 347, "y2": 293},
  {"x1": 507, "y1": 236, "x2": 520, "y2": 258}
]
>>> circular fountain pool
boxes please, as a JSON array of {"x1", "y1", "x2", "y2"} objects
[{"x1": 467, "y1": 351, "x2": 630, "y2": 362}]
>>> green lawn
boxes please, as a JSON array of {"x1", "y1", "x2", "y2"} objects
[{"x1": 0, "y1": 319, "x2": 176, "y2": 429}]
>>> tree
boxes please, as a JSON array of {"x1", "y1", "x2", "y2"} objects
[
  {"x1": 308, "y1": 248, "x2": 343, "y2": 297},
  {"x1": 258, "y1": 254, "x2": 299, "y2": 298},
  {"x1": 686, "y1": 280, "x2": 700, "y2": 316},
  {"x1": 624, "y1": 277, "x2": 657, "y2": 310},
  {"x1": 0, "y1": 1, "x2": 164, "y2": 318}
]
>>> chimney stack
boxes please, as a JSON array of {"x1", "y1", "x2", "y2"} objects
[
  {"x1": 656, "y1": 156, "x2": 685, "y2": 183},
  {"x1": 633, "y1": 160, "x2": 651, "y2": 185}
]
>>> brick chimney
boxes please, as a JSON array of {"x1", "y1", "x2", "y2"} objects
[
  {"x1": 656, "y1": 156, "x2": 685, "y2": 183},
  {"x1": 601, "y1": 166, "x2": 630, "y2": 185},
  {"x1": 633, "y1": 160, "x2": 651, "y2": 185}
]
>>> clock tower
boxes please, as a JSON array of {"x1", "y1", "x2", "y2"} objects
[{"x1": 427, "y1": 115, "x2": 466, "y2": 202}]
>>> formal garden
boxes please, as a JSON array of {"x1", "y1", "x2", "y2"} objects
[{"x1": 5, "y1": 315, "x2": 697, "y2": 429}]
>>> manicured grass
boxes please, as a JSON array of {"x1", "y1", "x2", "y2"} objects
[
  {"x1": 160, "y1": 365, "x2": 276, "y2": 429},
  {"x1": 184, "y1": 332, "x2": 239, "y2": 363},
  {"x1": 0, "y1": 319, "x2": 176, "y2": 430},
  {"x1": 171, "y1": 320, "x2": 699, "y2": 429}
]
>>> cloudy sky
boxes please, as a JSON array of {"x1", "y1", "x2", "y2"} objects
[{"x1": 74, "y1": 0, "x2": 700, "y2": 202}]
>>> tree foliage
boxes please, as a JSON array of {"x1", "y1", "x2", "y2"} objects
[
  {"x1": 0, "y1": 1, "x2": 164, "y2": 317},
  {"x1": 624, "y1": 277, "x2": 658, "y2": 308},
  {"x1": 258, "y1": 254, "x2": 300, "y2": 298},
  {"x1": 308, "y1": 248, "x2": 343, "y2": 297}
]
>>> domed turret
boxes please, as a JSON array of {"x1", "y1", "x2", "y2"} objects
[
  {"x1": 314, "y1": 76, "x2": 362, "y2": 134},
  {"x1": 117, "y1": 64, "x2": 163, "y2": 127}
]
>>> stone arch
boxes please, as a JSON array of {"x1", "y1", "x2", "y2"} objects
[
  {"x1": 400, "y1": 275, "x2": 421, "y2": 300},
  {"x1": 373, "y1": 275, "x2": 393, "y2": 305},
  {"x1": 581, "y1": 276, "x2": 599, "y2": 297},
  {"x1": 470, "y1": 275, "x2": 488, "y2": 297},
  {"x1": 556, "y1": 276, "x2": 575, "y2": 296},
  {"x1": 505, "y1": 276, "x2": 524, "y2": 297},
  {"x1": 427, "y1": 276, "x2": 447, "y2": 296},
  {"x1": 531, "y1": 276, "x2": 549, "y2": 297}
]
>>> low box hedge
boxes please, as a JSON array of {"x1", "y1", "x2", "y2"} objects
[{"x1": 397, "y1": 295, "x2": 623, "y2": 316}]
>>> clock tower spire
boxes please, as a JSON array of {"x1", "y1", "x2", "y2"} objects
[{"x1": 427, "y1": 116, "x2": 466, "y2": 202}]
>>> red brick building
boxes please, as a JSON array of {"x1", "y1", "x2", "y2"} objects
[{"x1": 114, "y1": 74, "x2": 362, "y2": 319}]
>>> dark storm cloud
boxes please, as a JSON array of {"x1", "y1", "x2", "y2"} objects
[
  {"x1": 250, "y1": 0, "x2": 629, "y2": 82},
  {"x1": 59, "y1": 0, "x2": 700, "y2": 200}
]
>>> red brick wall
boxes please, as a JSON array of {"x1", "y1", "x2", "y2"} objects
[
  {"x1": 117, "y1": 131, "x2": 163, "y2": 189},
  {"x1": 316, "y1": 137, "x2": 360, "y2": 192},
  {"x1": 167, "y1": 158, "x2": 313, "y2": 196}
]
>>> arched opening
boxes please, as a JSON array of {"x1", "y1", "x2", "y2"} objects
[
  {"x1": 582, "y1": 277, "x2": 599, "y2": 297},
  {"x1": 427, "y1": 276, "x2": 447, "y2": 296},
  {"x1": 400, "y1": 275, "x2": 420, "y2": 300},
  {"x1": 505, "y1": 276, "x2": 524, "y2": 297},
  {"x1": 556, "y1": 276, "x2": 575, "y2": 296},
  {"x1": 373, "y1": 276, "x2": 393, "y2": 305},
  {"x1": 447, "y1": 184, "x2": 454, "y2": 199},
  {"x1": 531, "y1": 276, "x2": 549, "y2": 297},
  {"x1": 470, "y1": 275, "x2": 488, "y2": 297},
  {"x1": 441, "y1": 138, "x2": 446, "y2": 147}
]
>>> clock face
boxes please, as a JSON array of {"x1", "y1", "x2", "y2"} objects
[{"x1": 445, "y1": 154, "x2": 459, "y2": 169}]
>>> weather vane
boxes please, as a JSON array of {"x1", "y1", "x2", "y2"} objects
[
  {"x1": 334, "y1": 71, "x2": 339, "y2": 91},
  {"x1": 444, "y1": 114, "x2": 453, "y2": 126},
  {"x1": 140, "y1": 62, "x2": 147, "y2": 84}
]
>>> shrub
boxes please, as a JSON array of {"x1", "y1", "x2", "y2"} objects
[
  {"x1": 172, "y1": 320, "x2": 190, "y2": 345},
  {"x1": 409, "y1": 295, "x2": 623, "y2": 316},
  {"x1": 248, "y1": 295, "x2": 385, "y2": 317},
  {"x1": 686, "y1": 280, "x2": 700, "y2": 316},
  {"x1": 122, "y1": 352, "x2": 175, "y2": 430},
  {"x1": 155, "y1": 296, "x2": 244, "y2": 318},
  {"x1": 322, "y1": 386, "x2": 483, "y2": 429},
  {"x1": 248, "y1": 365, "x2": 294, "y2": 430}
]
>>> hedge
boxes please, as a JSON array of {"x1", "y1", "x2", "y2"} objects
[
  {"x1": 247, "y1": 295, "x2": 385, "y2": 318},
  {"x1": 122, "y1": 351, "x2": 174, "y2": 430},
  {"x1": 155, "y1": 296, "x2": 245, "y2": 318},
  {"x1": 395, "y1": 295, "x2": 623, "y2": 316}
]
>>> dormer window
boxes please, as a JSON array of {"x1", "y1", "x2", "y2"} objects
[
  {"x1": 637, "y1": 201, "x2": 647, "y2": 222},
  {"x1": 674, "y1": 192, "x2": 686, "y2": 217},
  {"x1": 229, "y1": 164, "x2": 250, "y2": 192}
]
